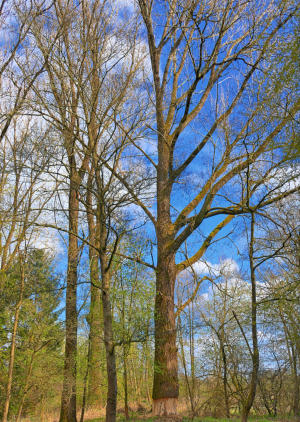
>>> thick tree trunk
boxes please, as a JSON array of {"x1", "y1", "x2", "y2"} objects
[
  {"x1": 59, "y1": 176, "x2": 79, "y2": 422},
  {"x1": 152, "y1": 251, "x2": 178, "y2": 416},
  {"x1": 152, "y1": 117, "x2": 179, "y2": 415}
]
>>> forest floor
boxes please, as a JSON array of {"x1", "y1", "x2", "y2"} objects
[{"x1": 86, "y1": 417, "x2": 295, "y2": 422}]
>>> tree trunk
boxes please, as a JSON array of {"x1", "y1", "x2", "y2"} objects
[
  {"x1": 178, "y1": 317, "x2": 195, "y2": 416},
  {"x1": 87, "y1": 259, "x2": 103, "y2": 407},
  {"x1": 291, "y1": 346, "x2": 300, "y2": 419},
  {"x1": 123, "y1": 345, "x2": 129, "y2": 420},
  {"x1": 220, "y1": 338, "x2": 230, "y2": 418},
  {"x1": 152, "y1": 117, "x2": 179, "y2": 415},
  {"x1": 2, "y1": 258, "x2": 25, "y2": 422},
  {"x1": 80, "y1": 335, "x2": 91, "y2": 422},
  {"x1": 86, "y1": 189, "x2": 103, "y2": 408},
  {"x1": 241, "y1": 212, "x2": 259, "y2": 422},
  {"x1": 152, "y1": 251, "x2": 178, "y2": 416},
  {"x1": 189, "y1": 303, "x2": 196, "y2": 414},
  {"x1": 59, "y1": 174, "x2": 79, "y2": 422},
  {"x1": 99, "y1": 244, "x2": 117, "y2": 422}
]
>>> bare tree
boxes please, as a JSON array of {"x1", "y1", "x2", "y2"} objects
[
  {"x1": 120, "y1": 0, "x2": 300, "y2": 415},
  {"x1": 0, "y1": 0, "x2": 56, "y2": 143},
  {"x1": 29, "y1": 1, "x2": 150, "y2": 420}
]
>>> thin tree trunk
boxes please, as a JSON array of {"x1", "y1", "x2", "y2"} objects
[
  {"x1": 97, "y1": 210, "x2": 117, "y2": 422},
  {"x1": 59, "y1": 172, "x2": 79, "y2": 422},
  {"x1": 121, "y1": 285, "x2": 129, "y2": 420},
  {"x1": 291, "y1": 346, "x2": 300, "y2": 419},
  {"x1": 143, "y1": 341, "x2": 152, "y2": 405},
  {"x1": 280, "y1": 312, "x2": 300, "y2": 419},
  {"x1": 189, "y1": 302, "x2": 196, "y2": 413},
  {"x1": 2, "y1": 256, "x2": 25, "y2": 422},
  {"x1": 178, "y1": 317, "x2": 195, "y2": 416},
  {"x1": 217, "y1": 320, "x2": 230, "y2": 419},
  {"x1": 220, "y1": 339, "x2": 230, "y2": 418},
  {"x1": 80, "y1": 335, "x2": 91, "y2": 422},
  {"x1": 123, "y1": 345, "x2": 129, "y2": 420},
  {"x1": 101, "y1": 268, "x2": 117, "y2": 422},
  {"x1": 241, "y1": 211, "x2": 259, "y2": 422},
  {"x1": 258, "y1": 378, "x2": 273, "y2": 416},
  {"x1": 86, "y1": 181, "x2": 103, "y2": 408}
]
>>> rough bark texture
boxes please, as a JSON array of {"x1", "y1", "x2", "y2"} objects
[
  {"x1": 152, "y1": 398, "x2": 178, "y2": 417},
  {"x1": 153, "y1": 157, "x2": 178, "y2": 414},
  {"x1": 59, "y1": 174, "x2": 79, "y2": 422}
]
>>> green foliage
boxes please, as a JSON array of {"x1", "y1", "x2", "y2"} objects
[{"x1": 0, "y1": 249, "x2": 64, "y2": 419}]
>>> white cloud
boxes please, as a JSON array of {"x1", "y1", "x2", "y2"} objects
[
  {"x1": 30, "y1": 228, "x2": 64, "y2": 256},
  {"x1": 192, "y1": 257, "x2": 239, "y2": 277}
]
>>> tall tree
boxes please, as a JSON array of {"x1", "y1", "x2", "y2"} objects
[
  {"x1": 31, "y1": 1, "x2": 150, "y2": 420},
  {"x1": 120, "y1": 0, "x2": 300, "y2": 415}
]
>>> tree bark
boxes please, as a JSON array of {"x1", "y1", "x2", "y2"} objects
[
  {"x1": 97, "y1": 213, "x2": 117, "y2": 422},
  {"x1": 80, "y1": 335, "x2": 91, "y2": 422},
  {"x1": 152, "y1": 249, "x2": 178, "y2": 415},
  {"x1": 123, "y1": 345, "x2": 129, "y2": 420},
  {"x1": 152, "y1": 115, "x2": 179, "y2": 415},
  {"x1": 101, "y1": 268, "x2": 117, "y2": 422},
  {"x1": 86, "y1": 185, "x2": 103, "y2": 408},
  {"x1": 178, "y1": 316, "x2": 195, "y2": 416},
  {"x1": 59, "y1": 172, "x2": 79, "y2": 422},
  {"x1": 87, "y1": 256, "x2": 103, "y2": 407}
]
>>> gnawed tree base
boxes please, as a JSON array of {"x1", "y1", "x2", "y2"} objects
[{"x1": 153, "y1": 398, "x2": 177, "y2": 416}]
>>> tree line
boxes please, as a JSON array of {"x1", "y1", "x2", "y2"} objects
[{"x1": 0, "y1": 0, "x2": 299, "y2": 421}]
